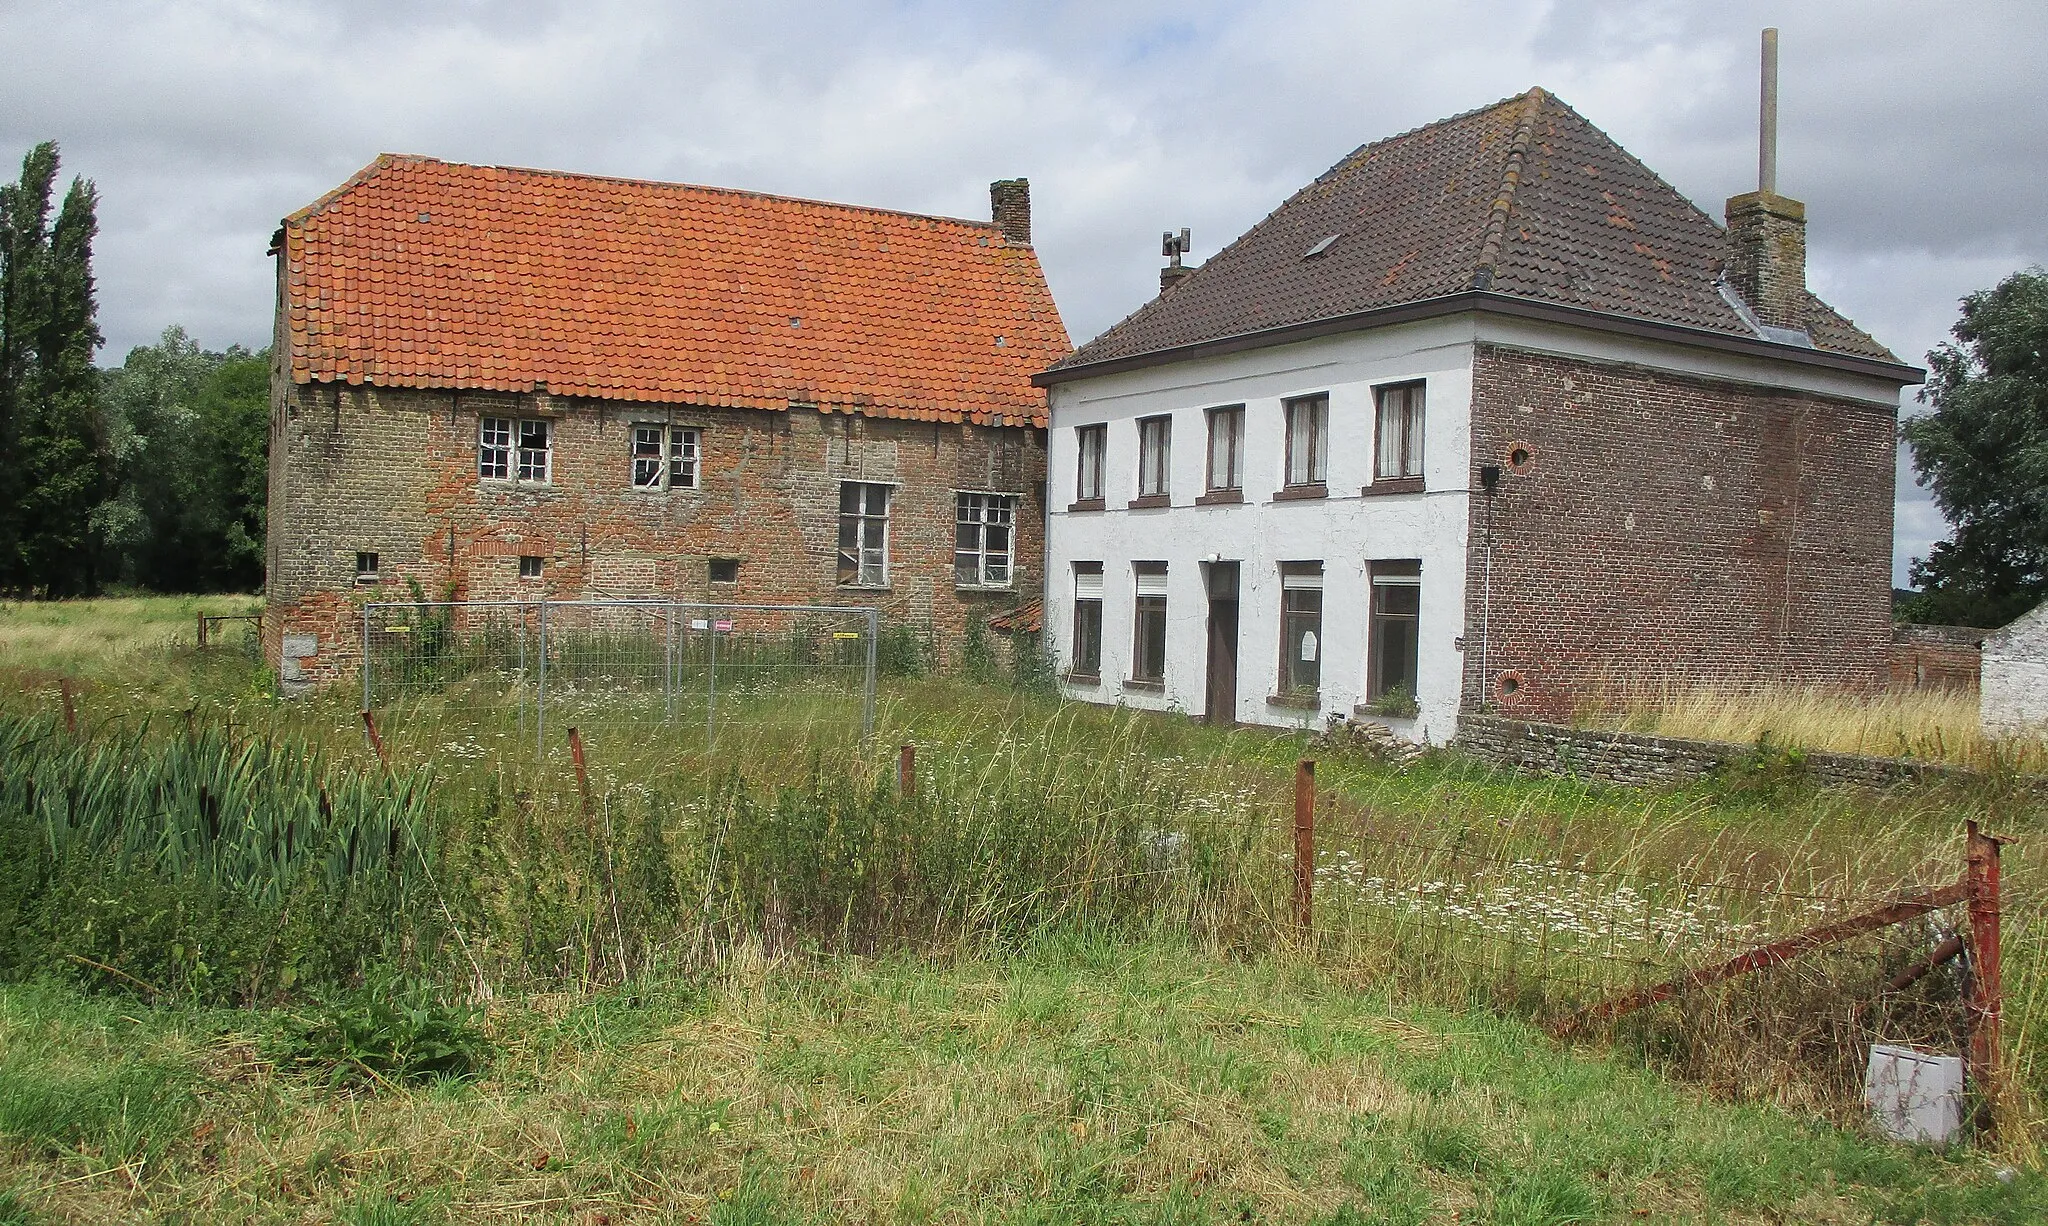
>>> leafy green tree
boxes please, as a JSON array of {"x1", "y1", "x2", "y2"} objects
[
  {"x1": 97, "y1": 328, "x2": 269, "y2": 592},
  {"x1": 0, "y1": 141, "x2": 105, "y2": 597},
  {"x1": 1900, "y1": 267, "x2": 2048, "y2": 628}
]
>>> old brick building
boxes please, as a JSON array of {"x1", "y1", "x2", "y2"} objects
[
  {"x1": 1037, "y1": 88, "x2": 1922, "y2": 734},
  {"x1": 264, "y1": 156, "x2": 1068, "y2": 685}
]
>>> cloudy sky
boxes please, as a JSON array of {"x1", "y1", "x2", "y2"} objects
[{"x1": 6, "y1": 0, "x2": 2044, "y2": 584}]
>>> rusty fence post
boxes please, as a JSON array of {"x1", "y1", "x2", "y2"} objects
[
  {"x1": 1294, "y1": 759, "x2": 1316, "y2": 932},
  {"x1": 898, "y1": 742, "x2": 916, "y2": 797},
  {"x1": 1965, "y1": 819, "x2": 2004, "y2": 1121},
  {"x1": 361, "y1": 709, "x2": 390, "y2": 768}
]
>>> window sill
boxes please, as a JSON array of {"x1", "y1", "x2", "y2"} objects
[
  {"x1": 1266, "y1": 691, "x2": 1322, "y2": 710},
  {"x1": 839, "y1": 583, "x2": 894, "y2": 593},
  {"x1": 1273, "y1": 484, "x2": 1328, "y2": 502},
  {"x1": 1361, "y1": 476, "x2": 1425, "y2": 497},
  {"x1": 1064, "y1": 672, "x2": 1102, "y2": 687},
  {"x1": 1194, "y1": 489, "x2": 1244, "y2": 506},
  {"x1": 1122, "y1": 678, "x2": 1165, "y2": 693},
  {"x1": 1354, "y1": 701, "x2": 1421, "y2": 721},
  {"x1": 354, "y1": 578, "x2": 382, "y2": 587},
  {"x1": 956, "y1": 584, "x2": 1015, "y2": 594},
  {"x1": 1127, "y1": 494, "x2": 1172, "y2": 510},
  {"x1": 1067, "y1": 497, "x2": 1106, "y2": 513}
]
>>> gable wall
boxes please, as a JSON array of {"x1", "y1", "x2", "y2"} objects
[
  {"x1": 1463, "y1": 340, "x2": 1898, "y2": 718},
  {"x1": 263, "y1": 379, "x2": 1044, "y2": 688}
]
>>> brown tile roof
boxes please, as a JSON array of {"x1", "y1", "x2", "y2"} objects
[
  {"x1": 1053, "y1": 89, "x2": 1899, "y2": 372},
  {"x1": 281, "y1": 156, "x2": 1070, "y2": 426}
]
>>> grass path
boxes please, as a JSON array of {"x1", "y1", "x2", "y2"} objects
[{"x1": 2, "y1": 937, "x2": 2039, "y2": 1225}]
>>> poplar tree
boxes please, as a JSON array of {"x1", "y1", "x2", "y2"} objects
[{"x1": 0, "y1": 141, "x2": 105, "y2": 596}]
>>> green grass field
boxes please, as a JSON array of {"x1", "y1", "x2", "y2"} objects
[{"x1": 1, "y1": 596, "x2": 2044, "y2": 1222}]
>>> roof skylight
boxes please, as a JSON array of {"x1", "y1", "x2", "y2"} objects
[{"x1": 1304, "y1": 233, "x2": 1342, "y2": 258}]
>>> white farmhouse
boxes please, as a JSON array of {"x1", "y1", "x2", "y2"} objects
[{"x1": 1033, "y1": 89, "x2": 1920, "y2": 739}]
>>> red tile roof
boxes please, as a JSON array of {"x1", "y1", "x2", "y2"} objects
[{"x1": 281, "y1": 156, "x2": 1070, "y2": 426}]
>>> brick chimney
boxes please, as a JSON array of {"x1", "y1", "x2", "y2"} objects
[
  {"x1": 1724, "y1": 28, "x2": 1807, "y2": 331},
  {"x1": 990, "y1": 179, "x2": 1031, "y2": 245}
]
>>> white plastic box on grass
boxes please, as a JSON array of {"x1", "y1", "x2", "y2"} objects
[{"x1": 1863, "y1": 1043, "x2": 1965, "y2": 1145}]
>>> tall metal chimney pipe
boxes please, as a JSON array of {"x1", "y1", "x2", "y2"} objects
[{"x1": 1759, "y1": 28, "x2": 1779, "y2": 194}]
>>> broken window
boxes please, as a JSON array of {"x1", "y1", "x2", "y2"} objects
[
  {"x1": 1137, "y1": 415, "x2": 1172, "y2": 499},
  {"x1": 708, "y1": 558, "x2": 740, "y2": 584},
  {"x1": 355, "y1": 552, "x2": 380, "y2": 585},
  {"x1": 1076, "y1": 423, "x2": 1106, "y2": 502},
  {"x1": 633, "y1": 425, "x2": 702, "y2": 490},
  {"x1": 837, "y1": 482, "x2": 891, "y2": 587},
  {"x1": 1284, "y1": 394, "x2": 1329, "y2": 487},
  {"x1": 518, "y1": 554, "x2": 545, "y2": 580},
  {"x1": 1132, "y1": 562, "x2": 1168, "y2": 683},
  {"x1": 1368, "y1": 560, "x2": 1421, "y2": 703},
  {"x1": 955, "y1": 492, "x2": 1017, "y2": 587},
  {"x1": 479, "y1": 417, "x2": 512, "y2": 479},
  {"x1": 1206, "y1": 405, "x2": 1244, "y2": 492},
  {"x1": 1071, "y1": 562, "x2": 1103, "y2": 678},
  {"x1": 516, "y1": 420, "x2": 551, "y2": 482},
  {"x1": 1374, "y1": 382, "x2": 1425, "y2": 480},
  {"x1": 1279, "y1": 562, "x2": 1324, "y2": 693}
]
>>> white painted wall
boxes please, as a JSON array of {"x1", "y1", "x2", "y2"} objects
[
  {"x1": 1981, "y1": 602, "x2": 2048, "y2": 734},
  {"x1": 1044, "y1": 319, "x2": 1475, "y2": 741}
]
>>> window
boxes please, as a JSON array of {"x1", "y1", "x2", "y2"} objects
[
  {"x1": 1075, "y1": 424, "x2": 1106, "y2": 503},
  {"x1": 837, "y1": 482, "x2": 892, "y2": 586},
  {"x1": 518, "y1": 555, "x2": 545, "y2": 580},
  {"x1": 955, "y1": 493, "x2": 1017, "y2": 587},
  {"x1": 479, "y1": 417, "x2": 512, "y2": 479},
  {"x1": 1374, "y1": 382, "x2": 1425, "y2": 480},
  {"x1": 708, "y1": 558, "x2": 740, "y2": 584},
  {"x1": 1279, "y1": 563, "x2": 1323, "y2": 694},
  {"x1": 1071, "y1": 562, "x2": 1103, "y2": 679},
  {"x1": 1206, "y1": 405, "x2": 1244, "y2": 492},
  {"x1": 482, "y1": 417, "x2": 552, "y2": 482},
  {"x1": 1132, "y1": 562, "x2": 1168, "y2": 683},
  {"x1": 632, "y1": 425, "x2": 701, "y2": 490},
  {"x1": 355, "y1": 552, "x2": 380, "y2": 585},
  {"x1": 1137, "y1": 415, "x2": 1172, "y2": 499},
  {"x1": 1285, "y1": 394, "x2": 1329, "y2": 487},
  {"x1": 1369, "y1": 560, "x2": 1422, "y2": 703}
]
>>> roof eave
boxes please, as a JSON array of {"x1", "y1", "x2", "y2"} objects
[{"x1": 1035, "y1": 291, "x2": 1926, "y2": 389}]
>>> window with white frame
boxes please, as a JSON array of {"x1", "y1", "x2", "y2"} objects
[
  {"x1": 1206, "y1": 405, "x2": 1244, "y2": 492},
  {"x1": 480, "y1": 417, "x2": 551, "y2": 482},
  {"x1": 1075, "y1": 424, "x2": 1106, "y2": 502},
  {"x1": 1137, "y1": 415, "x2": 1171, "y2": 499},
  {"x1": 632, "y1": 425, "x2": 701, "y2": 490},
  {"x1": 1369, "y1": 560, "x2": 1422, "y2": 702},
  {"x1": 955, "y1": 493, "x2": 1016, "y2": 587},
  {"x1": 1071, "y1": 562, "x2": 1103, "y2": 679},
  {"x1": 1374, "y1": 382, "x2": 1425, "y2": 480},
  {"x1": 1284, "y1": 394, "x2": 1329, "y2": 487},
  {"x1": 1279, "y1": 562, "x2": 1324, "y2": 694},
  {"x1": 837, "y1": 482, "x2": 892, "y2": 587},
  {"x1": 1132, "y1": 562, "x2": 1168, "y2": 683}
]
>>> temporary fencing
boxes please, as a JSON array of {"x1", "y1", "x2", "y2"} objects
[{"x1": 360, "y1": 599, "x2": 878, "y2": 758}]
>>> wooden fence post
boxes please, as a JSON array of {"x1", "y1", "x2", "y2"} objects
[
  {"x1": 196, "y1": 612, "x2": 208, "y2": 650},
  {"x1": 1294, "y1": 759, "x2": 1316, "y2": 932},
  {"x1": 898, "y1": 742, "x2": 916, "y2": 797},
  {"x1": 1965, "y1": 819, "x2": 2004, "y2": 1119}
]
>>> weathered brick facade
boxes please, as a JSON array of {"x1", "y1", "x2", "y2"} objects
[
  {"x1": 1462, "y1": 343, "x2": 1897, "y2": 719},
  {"x1": 264, "y1": 381, "x2": 1044, "y2": 685}
]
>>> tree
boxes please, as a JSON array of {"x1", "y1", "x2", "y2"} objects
[
  {"x1": 1899, "y1": 267, "x2": 2048, "y2": 628},
  {"x1": 97, "y1": 328, "x2": 269, "y2": 593},
  {"x1": 0, "y1": 141, "x2": 105, "y2": 597}
]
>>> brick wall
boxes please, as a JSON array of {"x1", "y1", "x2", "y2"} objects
[
  {"x1": 1455, "y1": 715, "x2": 1998, "y2": 793},
  {"x1": 1889, "y1": 623, "x2": 1983, "y2": 693},
  {"x1": 1462, "y1": 344, "x2": 1896, "y2": 720},
  {"x1": 264, "y1": 380, "x2": 1045, "y2": 686}
]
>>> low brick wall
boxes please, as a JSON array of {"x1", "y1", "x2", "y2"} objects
[
  {"x1": 1454, "y1": 715, "x2": 1984, "y2": 792},
  {"x1": 1890, "y1": 623, "x2": 1983, "y2": 693}
]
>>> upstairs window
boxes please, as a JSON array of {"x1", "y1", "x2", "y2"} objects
[
  {"x1": 479, "y1": 418, "x2": 512, "y2": 479},
  {"x1": 1206, "y1": 405, "x2": 1244, "y2": 492},
  {"x1": 837, "y1": 482, "x2": 892, "y2": 587},
  {"x1": 1285, "y1": 394, "x2": 1329, "y2": 487},
  {"x1": 1136, "y1": 415, "x2": 1172, "y2": 499},
  {"x1": 1075, "y1": 424, "x2": 1106, "y2": 503},
  {"x1": 633, "y1": 425, "x2": 702, "y2": 490},
  {"x1": 955, "y1": 493, "x2": 1017, "y2": 587},
  {"x1": 483, "y1": 417, "x2": 551, "y2": 482},
  {"x1": 1374, "y1": 382, "x2": 1425, "y2": 480},
  {"x1": 516, "y1": 419, "x2": 551, "y2": 482}
]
